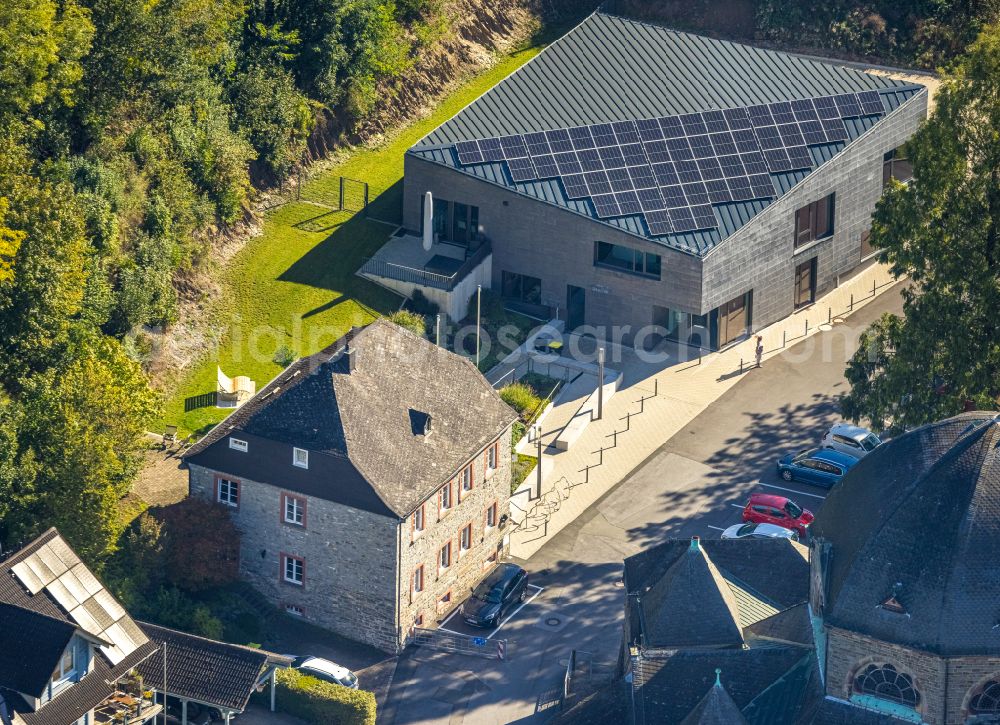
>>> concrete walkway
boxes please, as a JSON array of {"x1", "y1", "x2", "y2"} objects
[{"x1": 510, "y1": 262, "x2": 900, "y2": 559}]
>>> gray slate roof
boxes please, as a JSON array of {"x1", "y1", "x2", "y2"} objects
[
  {"x1": 187, "y1": 319, "x2": 517, "y2": 517},
  {"x1": 0, "y1": 602, "x2": 76, "y2": 698},
  {"x1": 408, "y1": 11, "x2": 924, "y2": 256},
  {"x1": 680, "y1": 676, "x2": 748, "y2": 725},
  {"x1": 813, "y1": 412, "x2": 1000, "y2": 656}
]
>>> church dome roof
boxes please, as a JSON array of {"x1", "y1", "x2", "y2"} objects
[{"x1": 812, "y1": 412, "x2": 1000, "y2": 655}]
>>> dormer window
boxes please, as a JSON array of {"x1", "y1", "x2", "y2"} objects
[
  {"x1": 229, "y1": 438, "x2": 248, "y2": 452},
  {"x1": 51, "y1": 647, "x2": 75, "y2": 685},
  {"x1": 293, "y1": 447, "x2": 309, "y2": 469},
  {"x1": 880, "y1": 595, "x2": 906, "y2": 614}
]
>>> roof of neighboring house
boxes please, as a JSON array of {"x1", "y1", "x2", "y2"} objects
[
  {"x1": 552, "y1": 682, "x2": 631, "y2": 725},
  {"x1": 0, "y1": 603, "x2": 77, "y2": 699},
  {"x1": 803, "y1": 697, "x2": 916, "y2": 724},
  {"x1": 135, "y1": 623, "x2": 292, "y2": 712},
  {"x1": 680, "y1": 675, "x2": 748, "y2": 725},
  {"x1": 408, "y1": 11, "x2": 925, "y2": 256},
  {"x1": 812, "y1": 411, "x2": 1000, "y2": 656},
  {"x1": 639, "y1": 539, "x2": 745, "y2": 648},
  {"x1": 0, "y1": 529, "x2": 158, "y2": 725},
  {"x1": 186, "y1": 319, "x2": 518, "y2": 518}
]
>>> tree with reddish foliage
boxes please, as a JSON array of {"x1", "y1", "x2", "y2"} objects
[{"x1": 159, "y1": 498, "x2": 241, "y2": 591}]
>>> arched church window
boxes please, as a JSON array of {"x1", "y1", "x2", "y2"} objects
[
  {"x1": 969, "y1": 680, "x2": 1000, "y2": 715},
  {"x1": 853, "y1": 663, "x2": 921, "y2": 708}
]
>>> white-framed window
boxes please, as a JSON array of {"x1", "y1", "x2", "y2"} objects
[
  {"x1": 460, "y1": 524, "x2": 472, "y2": 552},
  {"x1": 461, "y1": 465, "x2": 473, "y2": 492},
  {"x1": 51, "y1": 647, "x2": 75, "y2": 684},
  {"x1": 283, "y1": 555, "x2": 304, "y2": 585},
  {"x1": 413, "y1": 505, "x2": 425, "y2": 534},
  {"x1": 229, "y1": 438, "x2": 248, "y2": 452},
  {"x1": 486, "y1": 502, "x2": 497, "y2": 528},
  {"x1": 284, "y1": 604, "x2": 304, "y2": 617},
  {"x1": 439, "y1": 542, "x2": 452, "y2": 571},
  {"x1": 283, "y1": 494, "x2": 305, "y2": 526},
  {"x1": 440, "y1": 483, "x2": 453, "y2": 513},
  {"x1": 413, "y1": 565, "x2": 424, "y2": 593},
  {"x1": 293, "y1": 447, "x2": 309, "y2": 469},
  {"x1": 217, "y1": 478, "x2": 239, "y2": 507},
  {"x1": 487, "y1": 444, "x2": 497, "y2": 470}
]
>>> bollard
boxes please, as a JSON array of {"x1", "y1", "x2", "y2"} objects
[
  {"x1": 740, "y1": 358, "x2": 744, "y2": 374},
  {"x1": 873, "y1": 278, "x2": 876, "y2": 296},
  {"x1": 850, "y1": 293, "x2": 854, "y2": 311},
  {"x1": 699, "y1": 350, "x2": 702, "y2": 365},
  {"x1": 654, "y1": 378, "x2": 659, "y2": 396},
  {"x1": 828, "y1": 307, "x2": 832, "y2": 324},
  {"x1": 783, "y1": 330, "x2": 787, "y2": 348},
  {"x1": 805, "y1": 319, "x2": 809, "y2": 336}
]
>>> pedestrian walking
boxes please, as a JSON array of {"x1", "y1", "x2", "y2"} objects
[{"x1": 754, "y1": 336, "x2": 763, "y2": 368}]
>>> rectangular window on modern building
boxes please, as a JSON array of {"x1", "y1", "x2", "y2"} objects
[
  {"x1": 501, "y1": 271, "x2": 542, "y2": 305},
  {"x1": 882, "y1": 149, "x2": 913, "y2": 187},
  {"x1": 794, "y1": 258, "x2": 817, "y2": 309},
  {"x1": 794, "y1": 193, "x2": 835, "y2": 247},
  {"x1": 593, "y1": 241, "x2": 661, "y2": 280}
]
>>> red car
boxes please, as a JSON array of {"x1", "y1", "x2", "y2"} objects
[{"x1": 741, "y1": 493, "x2": 814, "y2": 537}]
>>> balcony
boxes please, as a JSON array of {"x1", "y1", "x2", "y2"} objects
[{"x1": 94, "y1": 690, "x2": 162, "y2": 723}]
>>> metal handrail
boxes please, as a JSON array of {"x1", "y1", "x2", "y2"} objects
[{"x1": 361, "y1": 240, "x2": 492, "y2": 291}]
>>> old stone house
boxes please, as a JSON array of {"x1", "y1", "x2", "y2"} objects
[{"x1": 184, "y1": 319, "x2": 518, "y2": 652}]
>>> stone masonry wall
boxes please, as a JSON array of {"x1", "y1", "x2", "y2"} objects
[
  {"x1": 397, "y1": 427, "x2": 514, "y2": 637},
  {"x1": 188, "y1": 463, "x2": 401, "y2": 652},
  {"x1": 945, "y1": 656, "x2": 1000, "y2": 725}
]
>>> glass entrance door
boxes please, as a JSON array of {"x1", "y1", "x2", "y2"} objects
[
  {"x1": 567, "y1": 285, "x2": 586, "y2": 330},
  {"x1": 794, "y1": 258, "x2": 817, "y2": 308},
  {"x1": 713, "y1": 291, "x2": 752, "y2": 348}
]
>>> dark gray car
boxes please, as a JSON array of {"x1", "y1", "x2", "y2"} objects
[{"x1": 460, "y1": 563, "x2": 529, "y2": 628}]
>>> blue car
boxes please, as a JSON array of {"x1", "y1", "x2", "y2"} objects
[{"x1": 777, "y1": 448, "x2": 858, "y2": 488}]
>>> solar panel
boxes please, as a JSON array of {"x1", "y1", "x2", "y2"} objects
[
  {"x1": 644, "y1": 140, "x2": 671, "y2": 163},
  {"x1": 645, "y1": 210, "x2": 674, "y2": 236},
  {"x1": 591, "y1": 124, "x2": 617, "y2": 147},
  {"x1": 636, "y1": 118, "x2": 664, "y2": 141},
  {"x1": 569, "y1": 126, "x2": 596, "y2": 149},
  {"x1": 652, "y1": 162, "x2": 679, "y2": 186},
  {"x1": 11, "y1": 561, "x2": 44, "y2": 594},
  {"x1": 612, "y1": 120, "x2": 641, "y2": 144},
  {"x1": 705, "y1": 179, "x2": 732, "y2": 203},
  {"x1": 665, "y1": 137, "x2": 693, "y2": 160},
  {"x1": 628, "y1": 165, "x2": 657, "y2": 188},
  {"x1": 690, "y1": 204, "x2": 718, "y2": 230},
  {"x1": 637, "y1": 187, "x2": 666, "y2": 211},
  {"x1": 456, "y1": 140, "x2": 484, "y2": 165},
  {"x1": 799, "y1": 120, "x2": 826, "y2": 145},
  {"x1": 675, "y1": 159, "x2": 702, "y2": 183},
  {"x1": 834, "y1": 93, "x2": 863, "y2": 118},
  {"x1": 523, "y1": 132, "x2": 550, "y2": 156},
  {"x1": 598, "y1": 145, "x2": 626, "y2": 168},
  {"x1": 591, "y1": 193, "x2": 620, "y2": 218},
  {"x1": 500, "y1": 135, "x2": 528, "y2": 158},
  {"x1": 680, "y1": 113, "x2": 708, "y2": 135},
  {"x1": 535, "y1": 154, "x2": 564, "y2": 175},
  {"x1": 791, "y1": 99, "x2": 819, "y2": 121},
  {"x1": 740, "y1": 151, "x2": 769, "y2": 175},
  {"x1": 689, "y1": 135, "x2": 715, "y2": 159},
  {"x1": 696, "y1": 157, "x2": 724, "y2": 180},
  {"x1": 718, "y1": 154, "x2": 745, "y2": 178},
  {"x1": 749, "y1": 174, "x2": 776, "y2": 198},
  {"x1": 659, "y1": 116, "x2": 685, "y2": 139},
  {"x1": 768, "y1": 102, "x2": 796, "y2": 124},
  {"x1": 616, "y1": 191, "x2": 643, "y2": 215},
  {"x1": 478, "y1": 138, "x2": 504, "y2": 162},
  {"x1": 562, "y1": 173, "x2": 590, "y2": 198},
  {"x1": 545, "y1": 129, "x2": 574, "y2": 153},
  {"x1": 47, "y1": 576, "x2": 80, "y2": 612},
  {"x1": 584, "y1": 171, "x2": 612, "y2": 195},
  {"x1": 607, "y1": 168, "x2": 633, "y2": 192},
  {"x1": 787, "y1": 146, "x2": 814, "y2": 170},
  {"x1": 507, "y1": 157, "x2": 536, "y2": 182},
  {"x1": 682, "y1": 181, "x2": 710, "y2": 205},
  {"x1": 621, "y1": 143, "x2": 648, "y2": 166},
  {"x1": 709, "y1": 132, "x2": 738, "y2": 156},
  {"x1": 763, "y1": 148, "x2": 793, "y2": 172},
  {"x1": 857, "y1": 90, "x2": 885, "y2": 115},
  {"x1": 754, "y1": 126, "x2": 783, "y2": 150},
  {"x1": 727, "y1": 176, "x2": 753, "y2": 201},
  {"x1": 747, "y1": 105, "x2": 774, "y2": 127},
  {"x1": 821, "y1": 118, "x2": 849, "y2": 141},
  {"x1": 660, "y1": 184, "x2": 687, "y2": 208},
  {"x1": 723, "y1": 107, "x2": 752, "y2": 129},
  {"x1": 551, "y1": 152, "x2": 578, "y2": 175},
  {"x1": 702, "y1": 110, "x2": 728, "y2": 133},
  {"x1": 778, "y1": 123, "x2": 805, "y2": 147},
  {"x1": 578, "y1": 149, "x2": 603, "y2": 171},
  {"x1": 813, "y1": 96, "x2": 840, "y2": 120},
  {"x1": 732, "y1": 129, "x2": 759, "y2": 153},
  {"x1": 668, "y1": 206, "x2": 697, "y2": 232}
]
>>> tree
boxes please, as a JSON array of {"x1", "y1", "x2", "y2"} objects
[
  {"x1": 159, "y1": 498, "x2": 241, "y2": 591},
  {"x1": 841, "y1": 25, "x2": 1000, "y2": 431}
]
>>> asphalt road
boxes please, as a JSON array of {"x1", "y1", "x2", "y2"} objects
[{"x1": 382, "y1": 282, "x2": 906, "y2": 725}]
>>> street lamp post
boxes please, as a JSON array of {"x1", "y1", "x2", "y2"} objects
[
  {"x1": 535, "y1": 424, "x2": 543, "y2": 500},
  {"x1": 597, "y1": 346, "x2": 605, "y2": 420},
  {"x1": 476, "y1": 284, "x2": 482, "y2": 368}
]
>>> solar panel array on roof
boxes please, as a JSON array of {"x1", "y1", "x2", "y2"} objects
[
  {"x1": 11, "y1": 538, "x2": 150, "y2": 666},
  {"x1": 450, "y1": 91, "x2": 885, "y2": 237}
]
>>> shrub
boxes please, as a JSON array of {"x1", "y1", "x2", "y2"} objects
[
  {"x1": 408, "y1": 289, "x2": 439, "y2": 316},
  {"x1": 271, "y1": 668, "x2": 376, "y2": 725},
  {"x1": 158, "y1": 498, "x2": 240, "y2": 591},
  {"x1": 273, "y1": 345, "x2": 296, "y2": 367},
  {"x1": 499, "y1": 382, "x2": 542, "y2": 417},
  {"x1": 139, "y1": 586, "x2": 224, "y2": 639},
  {"x1": 389, "y1": 309, "x2": 427, "y2": 337}
]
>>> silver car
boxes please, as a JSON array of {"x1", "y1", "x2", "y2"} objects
[
  {"x1": 821, "y1": 423, "x2": 881, "y2": 460},
  {"x1": 721, "y1": 522, "x2": 799, "y2": 542}
]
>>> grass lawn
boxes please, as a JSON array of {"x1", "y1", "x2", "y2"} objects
[{"x1": 162, "y1": 35, "x2": 553, "y2": 434}]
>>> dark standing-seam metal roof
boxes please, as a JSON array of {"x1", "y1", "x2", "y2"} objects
[
  {"x1": 813, "y1": 412, "x2": 1000, "y2": 656},
  {"x1": 408, "y1": 11, "x2": 924, "y2": 256},
  {"x1": 135, "y1": 623, "x2": 291, "y2": 712}
]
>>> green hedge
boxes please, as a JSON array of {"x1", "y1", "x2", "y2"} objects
[{"x1": 271, "y1": 668, "x2": 376, "y2": 725}]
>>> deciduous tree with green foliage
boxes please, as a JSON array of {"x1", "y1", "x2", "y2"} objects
[{"x1": 841, "y1": 25, "x2": 1000, "y2": 431}]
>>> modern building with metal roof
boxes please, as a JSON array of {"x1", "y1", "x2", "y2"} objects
[{"x1": 385, "y1": 9, "x2": 928, "y2": 350}]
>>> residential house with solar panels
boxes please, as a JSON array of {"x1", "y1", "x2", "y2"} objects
[{"x1": 378, "y1": 9, "x2": 927, "y2": 350}]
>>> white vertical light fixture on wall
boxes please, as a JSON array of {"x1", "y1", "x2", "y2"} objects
[{"x1": 422, "y1": 191, "x2": 433, "y2": 251}]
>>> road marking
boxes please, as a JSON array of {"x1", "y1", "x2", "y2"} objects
[
  {"x1": 488, "y1": 585, "x2": 544, "y2": 640},
  {"x1": 706, "y1": 525, "x2": 726, "y2": 532},
  {"x1": 436, "y1": 584, "x2": 544, "y2": 640},
  {"x1": 756, "y1": 482, "x2": 827, "y2": 500}
]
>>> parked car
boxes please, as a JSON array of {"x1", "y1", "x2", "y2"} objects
[
  {"x1": 461, "y1": 563, "x2": 529, "y2": 628},
  {"x1": 777, "y1": 448, "x2": 858, "y2": 487},
  {"x1": 290, "y1": 656, "x2": 359, "y2": 689},
  {"x1": 821, "y1": 423, "x2": 882, "y2": 459},
  {"x1": 721, "y1": 521, "x2": 800, "y2": 542},
  {"x1": 741, "y1": 493, "x2": 814, "y2": 537}
]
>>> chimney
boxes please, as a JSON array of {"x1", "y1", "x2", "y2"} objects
[{"x1": 689, "y1": 535, "x2": 701, "y2": 552}]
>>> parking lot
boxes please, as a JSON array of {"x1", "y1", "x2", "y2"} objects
[
  {"x1": 700, "y1": 479, "x2": 828, "y2": 539},
  {"x1": 437, "y1": 584, "x2": 545, "y2": 639}
]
